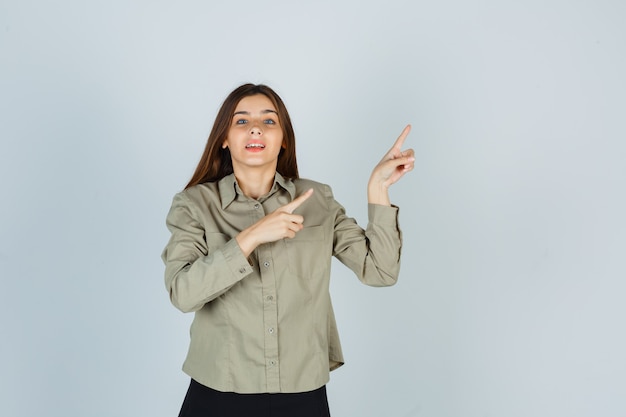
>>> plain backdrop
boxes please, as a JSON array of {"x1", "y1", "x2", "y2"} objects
[{"x1": 1, "y1": 1, "x2": 625, "y2": 416}]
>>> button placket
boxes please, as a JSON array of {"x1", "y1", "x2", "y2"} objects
[{"x1": 258, "y1": 244, "x2": 279, "y2": 391}]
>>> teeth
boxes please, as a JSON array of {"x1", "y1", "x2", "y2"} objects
[{"x1": 246, "y1": 144, "x2": 265, "y2": 148}]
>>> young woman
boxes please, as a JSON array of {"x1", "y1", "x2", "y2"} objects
[{"x1": 162, "y1": 83, "x2": 414, "y2": 417}]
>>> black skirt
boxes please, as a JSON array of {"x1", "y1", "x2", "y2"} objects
[{"x1": 178, "y1": 379, "x2": 331, "y2": 417}]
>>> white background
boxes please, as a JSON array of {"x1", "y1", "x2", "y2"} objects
[{"x1": 1, "y1": 1, "x2": 625, "y2": 416}]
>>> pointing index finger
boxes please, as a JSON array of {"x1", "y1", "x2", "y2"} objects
[
  {"x1": 392, "y1": 124, "x2": 412, "y2": 151},
  {"x1": 284, "y1": 188, "x2": 314, "y2": 214}
]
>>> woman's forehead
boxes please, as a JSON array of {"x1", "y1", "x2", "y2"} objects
[{"x1": 234, "y1": 94, "x2": 277, "y2": 112}]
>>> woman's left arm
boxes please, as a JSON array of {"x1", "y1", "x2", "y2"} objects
[
  {"x1": 367, "y1": 125, "x2": 415, "y2": 206},
  {"x1": 331, "y1": 125, "x2": 414, "y2": 286}
]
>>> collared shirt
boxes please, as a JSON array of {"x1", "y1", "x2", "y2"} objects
[{"x1": 162, "y1": 173, "x2": 402, "y2": 394}]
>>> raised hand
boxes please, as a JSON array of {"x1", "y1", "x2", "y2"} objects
[
  {"x1": 368, "y1": 125, "x2": 415, "y2": 206},
  {"x1": 236, "y1": 189, "x2": 314, "y2": 257}
]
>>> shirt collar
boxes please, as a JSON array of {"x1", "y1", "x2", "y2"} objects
[{"x1": 218, "y1": 172, "x2": 296, "y2": 209}]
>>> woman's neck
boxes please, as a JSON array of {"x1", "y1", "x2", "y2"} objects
[{"x1": 233, "y1": 168, "x2": 276, "y2": 199}]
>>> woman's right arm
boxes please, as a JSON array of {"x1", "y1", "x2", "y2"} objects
[
  {"x1": 161, "y1": 193, "x2": 254, "y2": 313},
  {"x1": 162, "y1": 189, "x2": 314, "y2": 312}
]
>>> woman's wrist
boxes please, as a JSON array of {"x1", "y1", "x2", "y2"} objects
[
  {"x1": 235, "y1": 228, "x2": 259, "y2": 258},
  {"x1": 367, "y1": 179, "x2": 391, "y2": 206}
]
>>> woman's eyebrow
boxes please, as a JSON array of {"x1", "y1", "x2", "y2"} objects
[{"x1": 233, "y1": 109, "x2": 278, "y2": 116}]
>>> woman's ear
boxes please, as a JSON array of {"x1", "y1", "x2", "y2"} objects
[
  {"x1": 281, "y1": 141, "x2": 287, "y2": 149},
  {"x1": 222, "y1": 140, "x2": 229, "y2": 149}
]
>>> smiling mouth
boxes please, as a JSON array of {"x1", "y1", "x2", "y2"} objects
[{"x1": 245, "y1": 143, "x2": 265, "y2": 149}]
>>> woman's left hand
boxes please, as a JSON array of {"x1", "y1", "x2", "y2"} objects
[{"x1": 368, "y1": 125, "x2": 415, "y2": 205}]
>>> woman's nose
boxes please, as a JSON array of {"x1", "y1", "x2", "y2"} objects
[{"x1": 249, "y1": 124, "x2": 262, "y2": 136}]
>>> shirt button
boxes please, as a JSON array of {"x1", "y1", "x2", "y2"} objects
[
  {"x1": 268, "y1": 327, "x2": 274, "y2": 334},
  {"x1": 238, "y1": 267, "x2": 247, "y2": 274},
  {"x1": 253, "y1": 203, "x2": 260, "y2": 209},
  {"x1": 269, "y1": 360, "x2": 277, "y2": 366},
  {"x1": 266, "y1": 295, "x2": 274, "y2": 302},
  {"x1": 263, "y1": 261, "x2": 270, "y2": 268}
]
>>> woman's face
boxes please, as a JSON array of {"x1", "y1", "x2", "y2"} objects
[{"x1": 222, "y1": 94, "x2": 284, "y2": 175}]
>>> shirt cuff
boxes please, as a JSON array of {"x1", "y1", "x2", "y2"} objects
[
  {"x1": 222, "y1": 238, "x2": 254, "y2": 278},
  {"x1": 367, "y1": 203, "x2": 399, "y2": 226}
]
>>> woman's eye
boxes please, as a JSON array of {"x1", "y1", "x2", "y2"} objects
[
  {"x1": 264, "y1": 119, "x2": 276, "y2": 125},
  {"x1": 235, "y1": 119, "x2": 247, "y2": 125}
]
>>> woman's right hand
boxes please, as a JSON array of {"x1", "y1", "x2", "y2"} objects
[{"x1": 236, "y1": 189, "x2": 314, "y2": 257}]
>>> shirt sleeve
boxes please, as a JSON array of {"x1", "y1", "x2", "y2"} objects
[
  {"x1": 329, "y1": 187, "x2": 402, "y2": 286},
  {"x1": 161, "y1": 192, "x2": 254, "y2": 313}
]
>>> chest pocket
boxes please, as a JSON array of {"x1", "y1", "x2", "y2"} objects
[{"x1": 286, "y1": 225, "x2": 327, "y2": 278}]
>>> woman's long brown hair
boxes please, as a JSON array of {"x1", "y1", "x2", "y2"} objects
[{"x1": 185, "y1": 84, "x2": 299, "y2": 189}]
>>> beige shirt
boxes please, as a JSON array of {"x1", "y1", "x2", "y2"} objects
[{"x1": 162, "y1": 173, "x2": 402, "y2": 394}]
